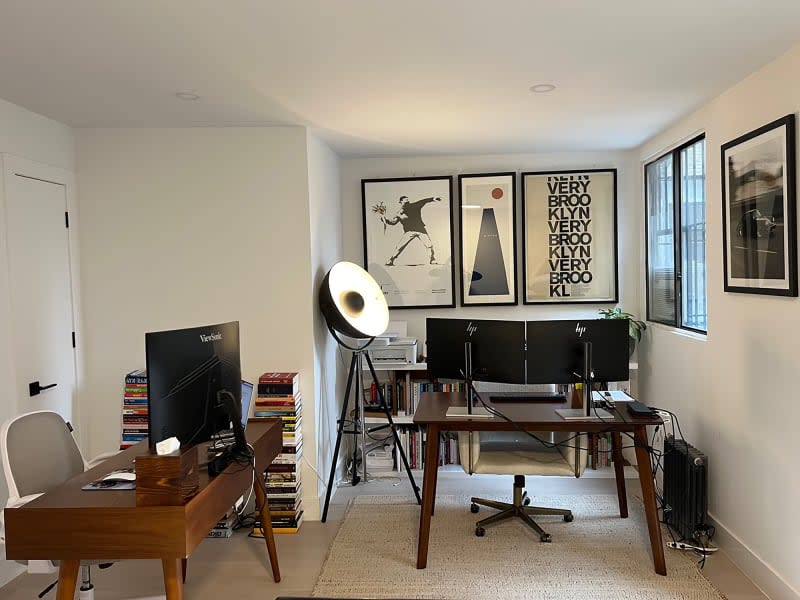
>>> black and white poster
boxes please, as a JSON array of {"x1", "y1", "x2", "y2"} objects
[
  {"x1": 362, "y1": 176, "x2": 455, "y2": 309},
  {"x1": 459, "y1": 172, "x2": 517, "y2": 305},
  {"x1": 522, "y1": 169, "x2": 618, "y2": 304},
  {"x1": 722, "y1": 114, "x2": 797, "y2": 296}
]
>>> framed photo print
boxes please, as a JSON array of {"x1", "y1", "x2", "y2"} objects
[
  {"x1": 522, "y1": 169, "x2": 618, "y2": 304},
  {"x1": 458, "y1": 173, "x2": 517, "y2": 305},
  {"x1": 721, "y1": 114, "x2": 797, "y2": 296},
  {"x1": 362, "y1": 176, "x2": 455, "y2": 309}
]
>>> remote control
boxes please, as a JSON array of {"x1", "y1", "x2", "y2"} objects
[{"x1": 626, "y1": 400, "x2": 654, "y2": 417}]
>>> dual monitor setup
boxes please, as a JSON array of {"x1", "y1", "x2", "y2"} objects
[
  {"x1": 144, "y1": 320, "x2": 252, "y2": 473},
  {"x1": 426, "y1": 318, "x2": 630, "y2": 416}
]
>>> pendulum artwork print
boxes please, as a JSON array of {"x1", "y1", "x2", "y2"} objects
[{"x1": 459, "y1": 173, "x2": 517, "y2": 306}]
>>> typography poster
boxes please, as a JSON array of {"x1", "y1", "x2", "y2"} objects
[
  {"x1": 522, "y1": 169, "x2": 618, "y2": 304},
  {"x1": 362, "y1": 176, "x2": 455, "y2": 308}
]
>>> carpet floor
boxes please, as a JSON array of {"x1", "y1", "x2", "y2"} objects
[{"x1": 313, "y1": 494, "x2": 725, "y2": 600}]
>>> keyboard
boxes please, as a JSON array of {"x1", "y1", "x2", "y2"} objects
[{"x1": 488, "y1": 393, "x2": 566, "y2": 403}]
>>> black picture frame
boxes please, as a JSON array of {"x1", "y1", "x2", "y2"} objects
[
  {"x1": 458, "y1": 172, "x2": 518, "y2": 306},
  {"x1": 521, "y1": 169, "x2": 619, "y2": 305},
  {"x1": 721, "y1": 114, "x2": 797, "y2": 296},
  {"x1": 361, "y1": 176, "x2": 456, "y2": 309}
]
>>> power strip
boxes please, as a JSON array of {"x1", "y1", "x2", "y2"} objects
[{"x1": 667, "y1": 541, "x2": 719, "y2": 554}]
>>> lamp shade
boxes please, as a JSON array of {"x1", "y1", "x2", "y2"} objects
[{"x1": 319, "y1": 261, "x2": 389, "y2": 339}]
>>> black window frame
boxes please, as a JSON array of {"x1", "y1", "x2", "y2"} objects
[{"x1": 644, "y1": 134, "x2": 707, "y2": 334}]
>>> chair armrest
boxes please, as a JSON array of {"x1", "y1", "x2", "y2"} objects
[{"x1": 85, "y1": 450, "x2": 120, "y2": 470}]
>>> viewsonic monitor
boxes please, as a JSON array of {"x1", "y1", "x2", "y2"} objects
[
  {"x1": 526, "y1": 319, "x2": 629, "y2": 384},
  {"x1": 426, "y1": 318, "x2": 526, "y2": 384},
  {"x1": 145, "y1": 321, "x2": 242, "y2": 450}
]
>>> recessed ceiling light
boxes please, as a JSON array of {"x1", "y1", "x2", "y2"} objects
[
  {"x1": 529, "y1": 83, "x2": 556, "y2": 93},
  {"x1": 175, "y1": 92, "x2": 200, "y2": 101}
]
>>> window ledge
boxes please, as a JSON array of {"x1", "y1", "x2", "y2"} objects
[{"x1": 647, "y1": 321, "x2": 708, "y2": 341}]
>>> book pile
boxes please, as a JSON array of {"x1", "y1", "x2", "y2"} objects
[
  {"x1": 251, "y1": 372, "x2": 303, "y2": 535},
  {"x1": 121, "y1": 369, "x2": 148, "y2": 449},
  {"x1": 207, "y1": 511, "x2": 238, "y2": 539}
]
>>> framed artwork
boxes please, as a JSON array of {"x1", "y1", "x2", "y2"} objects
[
  {"x1": 458, "y1": 172, "x2": 517, "y2": 306},
  {"x1": 522, "y1": 169, "x2": 618, "y2": 304},
  {"x1": 721, "y1": 114, "x2": 797, "y2": 296},
  {"x1": 362, "y1": 176, "x2": 455, "y2": 309}
]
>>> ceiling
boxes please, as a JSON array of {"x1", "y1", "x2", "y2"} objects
[{"x1": 1, "y1": 1, "x2": 800, "y2": 156}]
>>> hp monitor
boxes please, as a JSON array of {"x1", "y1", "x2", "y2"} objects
[
  {"x1": 426, "y1": 318, "x2": 526, "y2": 384},
  {"x1": 145, "y1": 321, "x2": 242, "y2": 450},
  {"x1": 526, "y1": 319, "x2": 629, "y2": 384}
]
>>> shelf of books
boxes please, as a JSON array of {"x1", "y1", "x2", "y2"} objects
[
  {"x1": 121, "y1": 369, "x2": 148, "y2": 450},
  {"x1": 362, "y1": 371, "x2": 463, "y2": 474},
  {"x1": 250, "y1": 372, "x2": 303, "y2": 536}
]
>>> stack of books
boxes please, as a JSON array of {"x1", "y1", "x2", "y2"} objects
[
  {"x1": 207, "y1": 511, "x2": 238, "y2": 539},
  {"x1": 121, "y1": 369, "x2": 148, "y2": 449},
  {"x1": 251, "y1": 372, "x2": 303, "y2": 535}
]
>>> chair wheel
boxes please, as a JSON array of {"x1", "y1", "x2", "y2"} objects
[
  {"x1": 470, "y1": 503, "x2": 480, "y2": 513},
  {"x1": 564, "y1": 514, "x2": 574, "y2": 522},
  {"x1": 475, "y1": 527, "x2": 485, "y2": 537},
  {"x1": 540, "y1": 533, "x2": 552, "y2": 543},
  {"x1": 523, "y1": 497, "x2": 531, "y2": 506}
]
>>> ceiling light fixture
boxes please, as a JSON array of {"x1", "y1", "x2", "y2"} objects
[
  {"x1": 529, "y1": 83, "x2": 556, "y2": 93},
  {"x1": 175, "y1": 92, "x2": 200, "y2": 101}
]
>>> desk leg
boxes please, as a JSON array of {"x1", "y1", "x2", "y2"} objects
[
  {"x1": 181, "y1": 558, "x2": 187, "y2": 583},
  {"x1": 162, "y1": 559, "x2": 184, "y2": 600},
  {"x1": 634, "y1": 425, "x2": 666, "y2": 576},
  {"x1": 417, "y1": 425, "x2": 440, "y2": 569},
  {"x1": 611, "y1": 432, "x2": 628, "y2": 518},
  {"x1": 254, "y1": 467, "x2": 282, "y2": 582},
  {"x1": 55, "y1": 559, "x2": 79, "y2": 600}
]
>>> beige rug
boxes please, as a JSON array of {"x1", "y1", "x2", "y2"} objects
[{"x1": 313, "y1": 495, "x2": 725, "y2": 599}]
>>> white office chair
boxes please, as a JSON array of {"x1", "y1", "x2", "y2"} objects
[
  {"x1": 458, "y1": 384, "x2": 586, "y2": 542},
  {"x1": 0, "y1": 410, "x2": 119, "y2": 598}
]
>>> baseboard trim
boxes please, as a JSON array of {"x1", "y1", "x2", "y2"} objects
[{"x1": 708, "y1": 512, "x2": 800, "y2": 600}]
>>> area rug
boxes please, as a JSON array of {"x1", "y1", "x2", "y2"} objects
[{"x1": 312, "y1": 495, "x2": 724, "y2": 600}]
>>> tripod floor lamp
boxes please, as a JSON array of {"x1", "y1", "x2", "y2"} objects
[{"x1": 319, "y1": 261, "x2": 421, "y2": 522}]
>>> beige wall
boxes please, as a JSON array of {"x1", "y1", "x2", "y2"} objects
[
  {"x1": 340, "y1": 151, "x2": 641, "y2": 346},
  {"x1": 76, "y1": 127, "x2": 328, "y2": 517},
  {"x1": 638, "y1": 43, "x2": 800, "y2": 600}
]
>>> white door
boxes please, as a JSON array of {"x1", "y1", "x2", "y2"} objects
[{"x1": 5, "y1": 172, "x2": 76, "y2": 421}]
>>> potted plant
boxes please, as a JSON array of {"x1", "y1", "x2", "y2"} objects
[{"x1": 598, "y1": 307, "x2": 646, "y2": 358}]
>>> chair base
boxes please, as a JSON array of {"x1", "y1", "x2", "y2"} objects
[{"x1": 470, "y1": 475, "x2": 573, "y2": 542}]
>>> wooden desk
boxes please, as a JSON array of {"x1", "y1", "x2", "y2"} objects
[
  {"x1": 413, "y1": 392, "x2": 666, "y2": 575},
  {"x1": 4, "y1": 420, "x2": 283, "y2": 600}
]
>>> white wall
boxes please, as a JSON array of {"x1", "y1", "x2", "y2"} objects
[
  {"x1": 0, "y1": 98, "x2": 75, "y2": 586},
  {"x1": 340, "y1": 151, "x2": 641, "y2": 345},
  {"x1": 638, "y1": 44, "x2": 800, "y2": 600},
  {"x1": 76, "y1": 127, "x2": 328, "y2": 517},
  {"x1": 306, "y1": 131, "x2": 344, "y2": 515}
]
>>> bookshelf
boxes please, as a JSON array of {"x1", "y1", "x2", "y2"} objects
[{"x1": 360, "y1": 362, "x2": 462, "y2": 475}]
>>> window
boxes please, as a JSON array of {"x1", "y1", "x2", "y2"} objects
[{"x1": 645, "y1": 136, "x2": 707, "y2": 333}]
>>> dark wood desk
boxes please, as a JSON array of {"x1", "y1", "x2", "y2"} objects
[
  {"x1": 4, "y1": 420, "x2": 283, "y2": 600},
  {"x1": 413, "y1": 393, "x2": 666, "y2": 575}
]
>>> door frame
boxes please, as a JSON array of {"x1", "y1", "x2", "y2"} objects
[{"x1": 0, "y1": 154, "x2": 84, "y2": 448}]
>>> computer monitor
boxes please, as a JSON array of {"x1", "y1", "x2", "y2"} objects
[
  {"x1": 145, "y1": 321, "x2": 242, "y2": 450},
  {"x1": 426, "y1": 318, "x2": 526, "y2": 384},
  {"x1": 526, "y1": 319, "x2": 629, "y2": 384}
]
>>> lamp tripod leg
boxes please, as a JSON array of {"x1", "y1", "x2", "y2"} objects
[
  {"x1": 321, "y1": 351, "x2": 358, "y2": 522},
  {"x1": 364, "y1": 353, "x2": 422, "y2": 505}
]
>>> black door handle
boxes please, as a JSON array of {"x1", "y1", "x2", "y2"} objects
[{"x1": 29, "y1": 381, "x2": 57, "y2": 397}]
